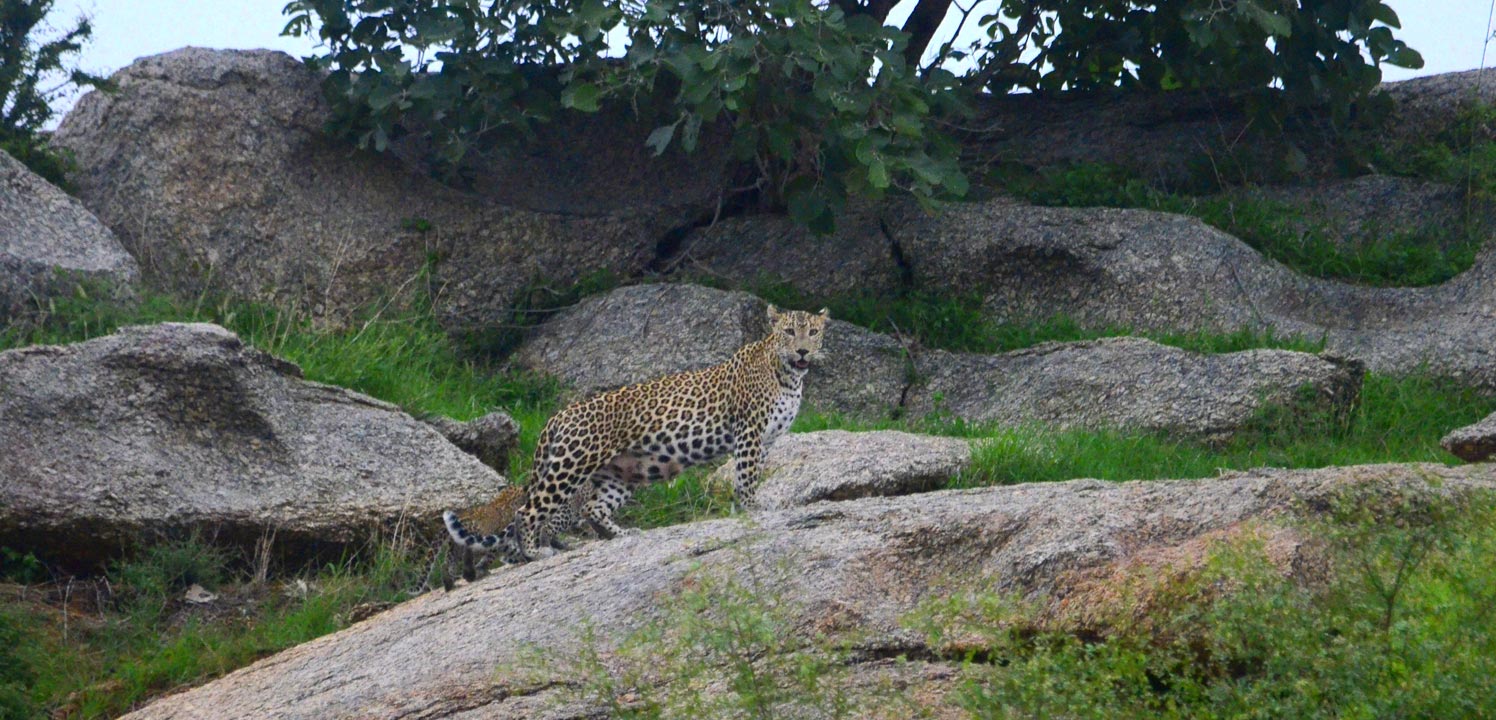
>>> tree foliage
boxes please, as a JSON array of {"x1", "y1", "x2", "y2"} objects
[
  {"x1": 282, "y1": 0, "x2": 1421, "y2": 231},
  {"x1": 0, "y1": 0, "x2": 105, "y2": 186}
]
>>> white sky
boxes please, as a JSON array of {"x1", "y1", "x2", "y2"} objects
[{"x1": 43, "y1": 0, "x2": 1496, "y2": 118}]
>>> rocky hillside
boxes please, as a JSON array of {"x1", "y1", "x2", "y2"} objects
[{"x1": 3, "y1": 45, "x2": 1495, "y2": 719}]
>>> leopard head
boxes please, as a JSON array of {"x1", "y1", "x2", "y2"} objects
[{"x1": 767, "y1": 304, "x2": 829, "y2": 372}]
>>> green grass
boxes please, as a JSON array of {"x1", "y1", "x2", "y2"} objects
[
  {"x1": 907, "y1": 492, "x2": 1496, "y2": 719},
  {"x1": 750, "y1": 281, "x2": 1323, "y2": 356},
  {"x1": 3, "y1": 531, "x2": 440, "y2": 718},
  {"x1": 990, "y1": 161, "x2": 1486, "y2": 288},
  {"x1": 796, "y1": 372, "x2": 1493, "y2": 486}
]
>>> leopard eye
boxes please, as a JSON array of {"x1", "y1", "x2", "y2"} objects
[
  {"x1": 808, "y1": 328, "x2": 819, "y2": 336},
  {"x1": 783, "y1": 328, "x2": 796, "y2": 336}
]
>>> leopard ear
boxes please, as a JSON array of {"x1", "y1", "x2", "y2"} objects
[
  {"x1": 766, "y1": 304, "x2": 781, "y2": 321},
  {"x1": 817, "y1": 307, "x2": 829, "y2": 319}
]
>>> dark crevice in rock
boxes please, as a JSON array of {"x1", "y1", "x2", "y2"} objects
[
  {"x1": 645, "y1": 199, "x2": 759, "y2": 276},
  {"x1": 852, "y1": 639, "x2": 1000, "y2": 667},
  {"x1": 880, "y1": 214, "x2": 916, "y2": 289}
]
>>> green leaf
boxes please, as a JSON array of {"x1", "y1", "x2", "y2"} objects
[
  {"x1": 867, "y1": 157, "x2": 890, "y2": 189},
  {"x1": 1369, "y1": 3, "x2": 1402, "y2": 28},
  {"x1": 561, "y1": 83, "x2": 601, "y2": 112},
  {"x1": 1386, "y1": 46, "x2": 1424, "y2": 69},
  {"x1": 645, "y1": 122, "x2": 677, "y2": 156}
]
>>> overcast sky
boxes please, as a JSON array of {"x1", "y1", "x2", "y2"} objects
[{"x1": 45, "y1": 0, "x2": 1495, "y2": 117}]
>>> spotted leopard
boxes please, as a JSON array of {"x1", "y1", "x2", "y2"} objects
[{"x1": 444, "y1": 304, "x2": 828, "y2": 564}]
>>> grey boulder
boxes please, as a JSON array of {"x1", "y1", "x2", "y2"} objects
[
  {"x1": 424, "y1": 411, "x2": 522, "y2": 473},
  {"x1": 910, "y1": 337, "x2": 1364, "y2": 439},
  {"x1": 896, "y1": 199, "x2": 1496, "y2": 393},
  {"x1": 0, "y1": 323, "x2": 501, "y2": 564},
  {"x1": 1442, "y1": 412, "x2": 1496, "y2": 463},
  {"x1": 728, "y1": 430, "x2": 973, "y2": 510},
  {"x1": 120, "y1": 462, "x2": 1496, "y2": 719},
  {"x1": 50, "y1": 48, "x2": 670, "y2": 333},
  {"x1": 0, "y1": 149, "x2": 137, "y2": 319}
]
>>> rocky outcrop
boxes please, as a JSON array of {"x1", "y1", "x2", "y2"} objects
[
  {"x1": 50, "y1": 48, "x2": 696, "y2": 332},
  {"x1": 895, "y1": 198, "x2": 1496, "y2": 393},
  {"x1": 908, "y1": 338, "x2": 1364, "y2": 439},
  {"x1": 513, "y1": 283, "x2": 1361, "y2": 437},
  {"x1": 120, "y1": 462, "x2": 1496, "y2": 719},
  {"x1": 0, "y1": 323, "x2": 502, "y2": 564},
  {"x1": 674, "y1": 204, "x2": 905, "y2": 298},
  {"x1": 740, "y1": 430, "x2": 973, "y2": 510},
  {"x1": 1230, "y1": 175, "x2": 1490, "y2": 255},
  {"x1": 424, "y1": 412, "x2": 522, "y2": 473},
  {"x1": 1379, "y1": 68, "x2": 1496, "y2": 148},
  {"x1": 0, "y1": 149, "x2": 137, "y2": 319},
  {"x1": 1442, "y1": 412, "x2": 1496, "y2": 463}
]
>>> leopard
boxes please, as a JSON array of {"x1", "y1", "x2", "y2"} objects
[{"x1": 444, "y1": 304, "x2": 829, "y2": 564}]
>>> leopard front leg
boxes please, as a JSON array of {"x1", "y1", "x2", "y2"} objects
[{"x1": 727, "y1": 428, "x2": 767, "y2": 510}]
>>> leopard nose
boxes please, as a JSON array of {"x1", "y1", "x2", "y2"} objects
[{"x1": 796, "y1": 349, "x2": 809, "y2": 357}]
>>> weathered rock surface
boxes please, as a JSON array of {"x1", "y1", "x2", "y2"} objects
[
  {"x1": 0, "y1": 323, "x2": 502, "y2": 564},
  {"x1": 675, "y1": 203, "x2": 905, "y2": 298},
  {"x1": 887, "y1": 198, "x2": 1496, "y2": 393},
  {"x1": 0, "y1": 149, "x2": 138, "y2": 318},
  {"x1": 424, "y1": 412, "x2": 522, "y2": 473},
  {"x1": 1442, "y1": 412, "x2": 1496, "y2": 463},
  {"x1": 122, "y1": 462, "x2": 1496, "y2": 719},
  {"x1": 510, "y1": 283, "x2": 910, "y2": 417},
  {"x1": 742, "y1": 430, "x2": 973, "y2": 510},
  {"x1": 1230, "y1": 175, "x2": 1490, "y2": 253},
  {"x1": 1379, "y1": 68, "x2": 1496, "y2": 148},
  {"x1": 50, "y1": 48, "x2": 682, "y2": 332},
  {"x1": 908, "y1": 338, "x2": 1364, "y2": 439},
  {"x1": 514, "y1": 283, "x2": 1363, "y2": 437}
]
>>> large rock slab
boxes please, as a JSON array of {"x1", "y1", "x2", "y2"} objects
[
  {"x1": 50, "y1": 48, "x2": 675, "y2": 332},
  {"x1": 121, "y1": 462, "x2": 1496, "y2": 719},
  {"x1": 744, "y1": 430, "x2": 973, "y2": 510},
  {"x1": 1442, "y1": 412, "x2": 1496, "y2": 463},
  {"x1": 0, "y1": 323, "x2": 501, "y2": 564},
  {"x1": 0, "y1": 149, "x2": 137, "y2": 318},
  {"x1": 892, "y1": 198, "x2": 1496, "y2": 393},
  {"x1": 909, "y1": 337, "x2": 1364, "y2": 439},
  {"x1": 510, "y1": 283, "x2": 910, "y2": 417}
]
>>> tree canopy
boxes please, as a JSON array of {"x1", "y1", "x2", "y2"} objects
[{"x1": 282, "y1": 0, "x2": 1423, "y2": 230}]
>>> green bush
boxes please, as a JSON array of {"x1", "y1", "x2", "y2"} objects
[{"x1": 281, "y1": 1, "x2": 1418, "y2": 232}]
